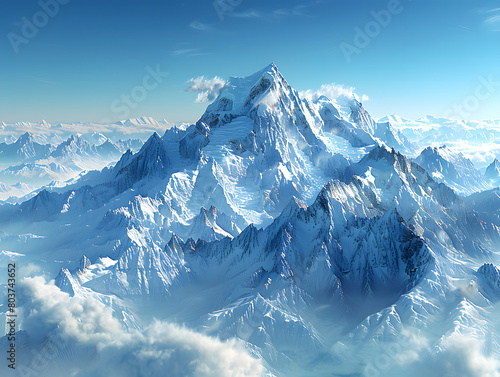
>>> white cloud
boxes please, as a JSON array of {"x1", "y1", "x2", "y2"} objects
[
  {"x1": 435, "y1": 333, "x2": 500, "y2": 377},
  {"x1": 299, "y1": 83, "x2": 369, "y2": 103},
  {"x1": 189, "y1": 21, "x2": 213, "y2": 32},
  {"x1": 356, "y1": 324, "x2": 500, "y2": 377},
  {"x1": 395, "y1": 332, "x2": 499, "y2": 377},
  {"x1": 18, "y1": 262, "x2": 45, "y2": 279},
  {"x1": 19, "y1": 277, "x2": 265, "y2": 377},
  {"x1": 21, "y1": 276, "x2": 128, "y2": 346},
  {"x1": 273, "y1": 5, "x2": 308, "y2": 17},
  {"x1": 171, "y1": 49, "x2": 199, "y2": 56},
  {"x1": 185, "y1": 76, "x2": 227, "y2": 103},
  {"x1": 484, "y1": 8, "x2": 500, "y2": 31},
  {"x1": 230, "y1": 9, "x2": 262, "y2": 18}
]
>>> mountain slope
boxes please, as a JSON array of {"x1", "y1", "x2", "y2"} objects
[
  {"x1": 414, "y1": 145, "x2": 491, "y2": 195},
  {"x1": 486, "y1": 158, "x2": 500, "y2": 184},
  {"x1": 0, "y1": 132, "x2": 52, "y2": 164}
]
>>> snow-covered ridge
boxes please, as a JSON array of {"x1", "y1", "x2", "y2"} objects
[
  {"x1": 414, "y1": 145, "x2": 491, "y2": 195},
  {"x1": 0, "y1": 131, "x2": 145, "y2": 201},
  {"x1": 477, "y1": 263, "x2": 500, "y2": 300},
  {"x1": 485, "y1": 158, "x2": 500, "y2": 184}
]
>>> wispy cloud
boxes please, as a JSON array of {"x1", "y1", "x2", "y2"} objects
[
  {"x1": 172, "y1": 49, "x2": 197, "y2": 56},
  {"x1": 273, "y1": 5, "x2": 309, "y2": 17},
  {"x1": 273, "y1": 0, "x2": 324, "y2": 18},
  {"x1": 171, "y1": 48, "x2": 207, "y2": 57},
  {"x1": 300, "y1": 83, "x2": 369, "y2": 103},
  {"x1": 189, "y1": 21, "x2": 214, "y2": 32},
  {"x1": 484, "y1": 7, "x2": 500, "y2": 31},
  {"x1": 185, "y1": 76, "x2": 227, "y2": 103},
  {"x1": 486, "y1": 7, "x2": 500, "y2": 14},
  {"x1": 448, "y1": 25, "x2": 472, "y2": 32},
  {"x1": 230, "y1": 9, "x2": 263, "y2": 19},
  {"x1": 227, "y1": 1, "x2": 321, "y2": 21}
]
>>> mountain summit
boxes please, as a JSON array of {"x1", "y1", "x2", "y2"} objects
[
  {"x1": 0, "y1": 132, "x2": 52, "y2": 163},
  {"x1": 415, "y1": 145, "x2": 491, "y2": 195},
  {"x1": 486, "y1": 158, "x2": 500, "y2": 181}
]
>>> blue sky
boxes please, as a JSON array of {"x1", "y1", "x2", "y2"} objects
[{"x1": 1, "y1": 0, "x2": 500, "y2": 123}]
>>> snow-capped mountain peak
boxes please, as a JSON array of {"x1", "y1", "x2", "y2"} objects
[
  {"x1": 113, "y1": 131, "x2": 170, "y2": 184},
  {"x1": 360, "y1": 145, "x2": 412, "y2": 174},
  {"x1": 50, "y1": 134, "x2": 97, "y2": 158},
  {"x1": 477, "y1": 263, "x2": 500, "y2": 300},
  {"x1": 115, "y1": 116, "x2": 166, "y2": 128},
  {"x1": 18, "y1": 131, "x2": 33, "y2": 144},
  {"x1": 199, "y1": 62, "x2": 295, "y2": 130},
  {"x1": 0, "y1": 131, "x2": 52, "y2": 163},
  {"x1": 414, "y1": 144, "x2": 490, "y2": 195},
  {"x1": 185, "y1": 205, "x2": 240, "y2": 241},
  {"x1": 485, "y1": 158, "x2": 500, "y2": 181},
  {"x1": 378, "y1": 114, "x2": 408, "y2": 124}
]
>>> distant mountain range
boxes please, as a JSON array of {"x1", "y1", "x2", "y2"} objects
[{"x1": 0, "y1": 131, "x2": 145, "y2": 201}]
